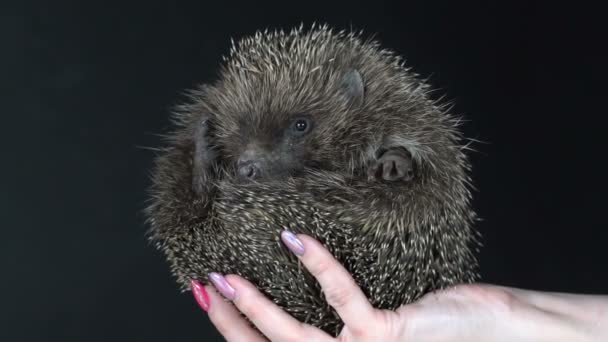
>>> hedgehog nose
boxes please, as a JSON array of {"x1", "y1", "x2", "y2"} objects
[{"x1": 237, "y1": 160, "x2": 261, "y2": 179}]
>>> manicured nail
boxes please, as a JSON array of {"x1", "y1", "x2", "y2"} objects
[
  {"x1": 190, "y1": 280, "x2": 210, "y2": 312},
  {"x1": 209, "y1": 272, "x2": 236, "y2": 300},
  {"x1": 281, "y1": 230, "x2": 305, "y2": 256}
]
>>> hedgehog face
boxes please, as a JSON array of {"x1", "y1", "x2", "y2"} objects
[
  {"x1": 231, "y1": 114, "x2": 317, "y2": 180},
  {"x1": 201, "y1": 66, "x2": 368, "y2": 184}
]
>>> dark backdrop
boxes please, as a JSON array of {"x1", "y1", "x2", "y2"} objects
[{"x1": 2, "y1": 1, "x2": 606, "y2": 341}]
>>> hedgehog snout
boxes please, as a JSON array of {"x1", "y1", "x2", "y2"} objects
[
  {"x1": 237, "y1": 145, "x2": 266, "y2": 179},
  {"x1": 237, "y1": 159, "x2": 261, "y2": 179}
]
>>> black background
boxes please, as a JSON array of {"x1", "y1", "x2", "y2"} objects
[{"x1": 2, "y1": 1, "x2": 606, "y2": 341}]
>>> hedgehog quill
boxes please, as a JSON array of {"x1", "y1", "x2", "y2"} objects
[{"x1": 146, "y1": 24, "x2": 479, "y2": 335}]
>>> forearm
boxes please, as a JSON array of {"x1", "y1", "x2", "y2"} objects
[{"x1": 504, "y1": 287, "x2": 608, "y2": 341}]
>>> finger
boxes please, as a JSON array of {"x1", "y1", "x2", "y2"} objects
[
  {"x1": 199, "y1": 283, "x2": 265, "y2": 342},
  {"x1": 281, "y1": 231, "x2": 377, "y2": 337},
  {"x1": 210, "y1": 272, "x2": 331, "y2": 342}
]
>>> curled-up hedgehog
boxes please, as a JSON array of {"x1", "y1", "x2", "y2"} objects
[{"x1": 146, "y1": 24, "x2": 479, "y2": 335}]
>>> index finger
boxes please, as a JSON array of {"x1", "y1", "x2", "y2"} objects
[{"x1": 281, "y1": 230, "x2": 377, "y2": 336}]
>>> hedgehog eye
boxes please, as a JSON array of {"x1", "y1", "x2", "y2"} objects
[
  {"x1": 295, "y1": 120, "x2": 308, "y2": 131},
  {"x1": 291, "y1": 118, "x2": 312, "y2": 135}
]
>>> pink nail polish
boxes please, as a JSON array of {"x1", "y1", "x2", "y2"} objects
[
  {"x1": 209, "y1": 272, "x2": 236, "y2": 300},
  {"x1": 281, "y1": 230, "x2": 305, "y2": 256},
  {"x1": 190, "y1": 280, "x2": 210, "y2": 312}
]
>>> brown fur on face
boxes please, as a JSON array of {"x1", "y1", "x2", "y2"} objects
[{"x1": 146, "y1": 24, "x2": 479, "y2": 336}]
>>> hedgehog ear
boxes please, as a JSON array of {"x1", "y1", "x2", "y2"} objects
[
  {"x1": 192, "y1": 116, "x2": 216, "y2": 195},
  {"x1": 340, "y1": 69, "x2": 365, "y2": 107}
]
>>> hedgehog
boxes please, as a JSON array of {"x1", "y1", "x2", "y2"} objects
[{"x1": 145, "y1": 24, "x2": 479, "y2": 336}]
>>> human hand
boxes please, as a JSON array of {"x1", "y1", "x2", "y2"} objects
[{"x1": 190, "y1": 231, "x2": 607, "y2": 341}]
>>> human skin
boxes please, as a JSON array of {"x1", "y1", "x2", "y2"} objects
[{"x1": 190, "y1": 231, "x2": 608, "y2": 341}]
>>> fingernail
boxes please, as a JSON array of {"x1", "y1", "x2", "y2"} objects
[
  {"x1": 208, "y1": 272, "x2": 236, "y2": 300},
  {"x1": 190, "y1": 280, "x2": 210, "y2": 312},
  {"x1": 281, "y1": 230, "x2": 305, "y2": 256}
]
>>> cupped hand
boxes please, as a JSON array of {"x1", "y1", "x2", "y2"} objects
[{"x1": 190, "y1": 231, "x2": 604, "y2": 341}]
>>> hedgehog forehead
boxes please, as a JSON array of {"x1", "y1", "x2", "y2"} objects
[
  {"x1": 211, "y1": 68, "x2": 337, "y2": 135},
  {"x1": 218, "y1": 62, "x2": 340, "y2": 113},
  {"x1": 213, "y1": 107, "x2": 306, "y2": 156},
  {"x1": 234, "y1": 110, "x2": 292, "y2": 142}
]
